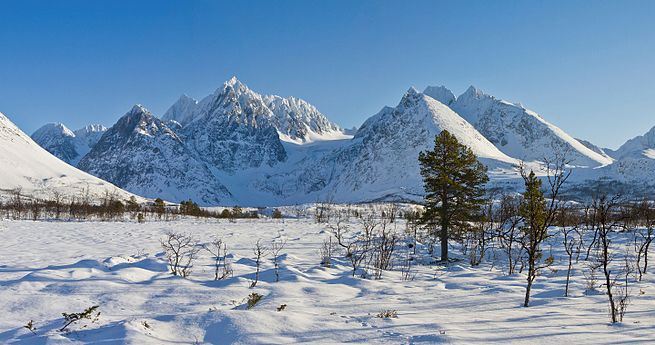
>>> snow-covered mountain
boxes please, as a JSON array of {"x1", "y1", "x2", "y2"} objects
[
  {"x1": 582, "y1": 125, "x2": 655, "y2": 191},
  {"x1": 576, "y1": 138, "x2": 615, "y2": 162},
  {"x1": 31, "y1": 123, "x2": 107, "y2": 165},
  {"x1": 78, "y1": 105, "x2": 232, "y2": 205},
  {"x1": 25, "y1": 78, "x2": 655, "y2": 206},
  {"x1": 435, "y1": 86, "x2": 613, "y2": 167},
  {"x1": 0, "y1": 112, "x2": 132, "y2": 201},
  {"x1": 611, "y1": 125, "x2": 655, "y2": 160},
  {"x1": 163, "y1": 77, "x2": 347, "y2": 144},
  {"x1": 262, "y1": 94, "x2": 348, "y2": 143},
  {"x1": 255, "y1": 88, "x2": 520, "y2": 203},
  {"x1": 423, "y1": 85, "x2": 456, "y2": 106},
  {"x1": 180, "y1": 78, "x2": 288, "y2": 172},
  {"x1": 161, "y1": 94, "x2": 198, "y2": 126}
]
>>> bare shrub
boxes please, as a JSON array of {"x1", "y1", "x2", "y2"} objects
[
  {"x1": 319, "y1": 237, "x2": 335, "y2": 267},
  {"x1": 329, "y1": 217, "x2": 370, "y2": 277},
  {"x1": 161, "y1": 232, "x2": 200, "y2": 278},
  {"x1": 204, "y1": 238, "x2": 233, "y2": 280},
  {"x1": 376, "y1": 309, "x2": 398, "y2": 319},
  {"x1": 250, "y1": 239, "x2": 268, "y2": 287},
  {"x1": 60, "y1": 305, "x2": 100, "y2": 332},
  {"x1": 371, "y1": 220, "x2": 399, "y2": 280},
  {"x1": 24, "y1": 320, "x2": 37, "y2": 334},
  {"x1": 271, "y1": 237, "x2": 287, "y2": 282},
  {"x1": 246, "y1": 293, "x2": 263, "y2": 309}
]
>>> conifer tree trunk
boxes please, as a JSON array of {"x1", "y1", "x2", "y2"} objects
[{"x1": 441, "y1": 222, "x2": 449, "y2": 262}]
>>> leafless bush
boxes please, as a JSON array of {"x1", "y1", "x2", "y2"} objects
[
  {"x1": 400, "y1": 244, "x2": 416, "y2": 281},
  {"x1": 271, "y1": 237, "x2": 287, "y2": 282},
  {"x1": 24, "y1": 320, "x2": 37, "y2": 334},
  {"x1": 161, "y1": 232, "x2": 200, "y2": 278},
  {"x1": 246, "y1": 293, "x2": 263, "y2": 309},
  {"x1": 632, "y1": 200, "x2": 655, "y2": 281},
  {"x1": 371, "y1": 220, "x2": 399, "y2": 280},
  {"x1": 60, "y1": 305, "x2": 100, "y2": 332},
  {"x1": 495, "y1": 194, "x2": 524, "y2": 275},
  {"x1": 614, "y1": 256, "x2": 633, "y2": 322},
  {"x1": 329, "y1": 216, "x2": 371, "y2": 277},
  {"x1": 376, "y1": 309, "x2": 398, "y2": 318},
  {"x1": 204, "y1": 238, "x2": 233, "y2": 280},
  {"x1": 251, "y1": 239, "x2": 268, "y2": 287},
  {"x1": 319, "y1": 237, "x2": 335, "y2": 267},
  {"x1": 584, "y1": 260, "x2": 602, "y2": 293},
  {"x1": 589, "y1": 194, "x2": 627, "y2": 323},
  {"x1": 561, "y1": 214, "x2": 583, "y2": 297}
]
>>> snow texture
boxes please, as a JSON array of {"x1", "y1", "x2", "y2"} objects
[{"x1": 0, "y1": 217, "x2": 653, "y2": 344}]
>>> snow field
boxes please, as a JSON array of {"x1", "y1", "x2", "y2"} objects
[{"x1": 0, "y1": 218, "x2": 654, "y2": 344}]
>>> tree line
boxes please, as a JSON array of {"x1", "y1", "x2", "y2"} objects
[{"x1": 0, "y1": 188, "x2": 258, "y2": 222}]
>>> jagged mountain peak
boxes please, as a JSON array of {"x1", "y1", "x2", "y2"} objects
[
  {"x1": 129, "y1": 104, "x2": 150, "y2": 116},
  {"x1": 162, "y1": 94, "x2": 199, "y2": 125},
  {"x1": 398, "y1": 87, "x2": 426, "y2": 109},
  {"x1": 217, "y1": 76, "x2": 254, "y2": 100},
  {"x1": 79, "y1": 106, "x2": 231, "y2": 205},
  {"x1": 76, "y1": 124, "x2": 107, "y2": 135},
  {"x1": 33, "y1": 122, "x2": 76, "y2": 139},
  {"x1": 461, "y1": 85, "x2": 484, "y2": 98},
  {"x1": 226, "y1": 75, "x2": 242, "y2": 87},
  {"x1": 114, "y1": 105, "x2": 179, "y2": 140},
  {"x1": 423, "y1": 85, "x2": 456, "y2": 106},
  {"x1": 160, "y1": 77, "x2": 347, "y2": 144}
]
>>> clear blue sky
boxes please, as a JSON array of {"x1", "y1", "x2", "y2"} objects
[{"x1": 1, "y1": 0, "x2": 654, "y2": 149}]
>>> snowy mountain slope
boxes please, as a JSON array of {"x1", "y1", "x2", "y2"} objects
[
  {"x1": 162, "y1": 77, "x2": 347, "y2": 144},
  {"x1": 78, "y1": 105, "x2": 232, "y2": 205},
  {"x1": 576, "y1": 138, "x2": 615, "y2": 162},
  {"x1": 567, "y1": 125, "x2": 655, "y2": 193},
  {"x1": 0, "y1": 112, "x2": 132, "y2": 201},
  {"x1": 161, "y1": 94, "x2": 198, "y2": 126},
  {"x1": 255, "y1": 88, "x2": 521, "y2": 204},
  {"x1": 31, "y1": 123, "x2": 107, "y2": 165},
  {"x1": 262, "y1": 94, "x2": 348, "y2": 143},
  {"x1": 611, "y1": 125, "x2": 655, "y2": 160},
  {"x1": 439, "y1": 86, "x2": 613, "y2": 167}
]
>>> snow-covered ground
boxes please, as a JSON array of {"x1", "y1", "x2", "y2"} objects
[{"x1": 1, "y1": 218, "x2": 654, "y2": 344}]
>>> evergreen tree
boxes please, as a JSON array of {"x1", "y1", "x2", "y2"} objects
[
  {"x1": 519, "y1": 170, "x2": 551, "y2": 307},
  {"x1": 418, "y1": 130, "x2": 489, "y2": 262}
]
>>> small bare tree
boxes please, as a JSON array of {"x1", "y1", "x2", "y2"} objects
[
  {"x1": 330, "y1": 219, "x2": 370, "y2": 277},
  {"x1": 558, "y1": 205, "x2": 584, "y2": 297},
  {"x1": 562, "y1": 225, "x2": 580, "y2": 297},
  {"x1": 371, "y1": 221, "x2": 399, "y2": 280},
  {"x1": 251, "y1": 239, "x2": 268, "y2": 287},
  {"x1": 633, "y1": 200, "x2": 655, "y2": 281},
  {"x1": 590, "y1": 194, "x2": 626, "y2": 323},
  {"x1": 204, "y1": 238, "x2": 232, "y2": 280},
  {"x1": 161, "y1": 232, "x2": 200, "y2": 278},
  {"x1": 496, "y1": 193, "x2": 524, "y2": 275},
  {"x1": 271, "y1": 237, "x2": 287, "y2": 282},
  {"x1": 319, "y1": 237, "x2": 335, "y2": 267}
]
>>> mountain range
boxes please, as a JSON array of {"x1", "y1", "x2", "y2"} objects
[
  {"x1": 0, "y1": 112, "x2": 133, "y2": 202},
  {"x1": 15, "y1": 77, "x2": 655, "y2": 205}
]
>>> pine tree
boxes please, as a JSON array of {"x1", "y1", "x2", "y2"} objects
[
  {"x1": 418, "y1": 130, "x2": 489, "y2": 262},
  {"x1": 520, "y1": 170, "x2": 550, "y2": 307}
]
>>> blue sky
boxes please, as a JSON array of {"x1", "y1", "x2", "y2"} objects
[{"x1": 1, "y1": 0, "x2": 653, "y2": 149}]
